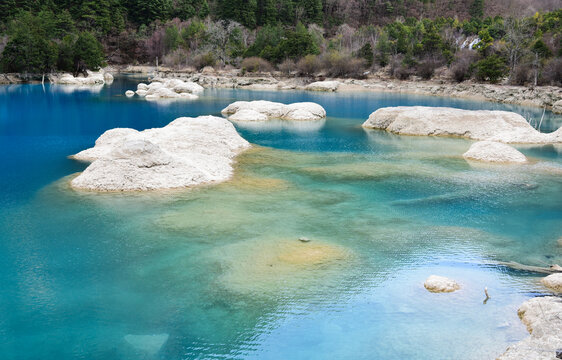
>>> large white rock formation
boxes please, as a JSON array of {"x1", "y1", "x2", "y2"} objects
[
  {"x1": 498, "y1": 297, "x2": 562, "y2": 360},
  {"x1": 221, "y1": 100, "x2": 326, "y2": 121},
  {"x1": 423, "y1": 275, "x2": 460, "y2": 293},
  {"x1": 70, "y1": 116, "x2": 250, "y2": 191},
  {"x1": 305, "y1": 80, "x2": 340, "y2": 92},
  {"x1": 541, "y1": 273, "x2": 562, "y2": 293},
  {"x1": 49, "y1": 70, "x2": 111, "y2": 86},
  {"x1": 462, "y1": 141, "x2": 528, "y2": 163},
  {"x1": 362, "y1": 107, "x2": 562, "y2": 144},
  {"x1": 130, "y1": 78, "x2": 204, "y2": 100}
]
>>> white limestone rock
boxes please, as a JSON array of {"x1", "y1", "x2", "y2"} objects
[
  {"x1": 498, "y1": 297, "x2": 562, "y2": 360},
  {"x1": 70, "y1": 116, "x2": 251, "y2": 191},
  {"x1": 125, "y1": 90, "x2": 135, "y2": 97},
  {"x1": 229, "y1": 109, "x2": 269, "y2": 122},
  {"x1": 423, "y1": 275, "x2": 460, "y2": 293},
  {"x1": 463, "y1": 141, "x2": 527, "y2": 163},
  {"x1": 306, "y1": 80, "x2": 340, "y2": 92},
  {"x1": 124, "y1": 333, "x2": 169, "y2": 355},
  {"x1": 50, "y1": 70, "x2": 108, "y2": 86},
  {"x1": 541, "y1": 273, "x2": 562, "y2": 293},
  {"x1": 134, "y1": 79, "x2": 203, "y2": 101},
  {"x1": 103, "y1": 72, "x2": 114, "y2": 84},
  {"x1": 221, "y1": 100, "x2": 326, "y2": 122},
  {"x1": 362, "y1": 106, "x2": 562, "y2": 144}
]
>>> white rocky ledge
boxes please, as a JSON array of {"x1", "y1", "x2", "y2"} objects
[
  {"x1": 498, "y1": 296, "x2": 562, "y2": 360},
  {"x1": 221, "y1": 100, "x2": 326, "y2": 122},
  {"x1": 305, "y1": 80, "x2": 340, "y2": 92},
  {"x1": 463, "y1": 141, "x2": 528, "y2": 163},
  {"x1": 131, "y1": 78, "x2": 204, "y2": 101},
  {"x1": 70, "y1": 116, "x2": 250, "y2": 191},
  {"x1": 49, "y1": 70, "x2": 113, "y2": 86},
  {"x1": 362, "y1": 106, "x2": 562, "y2": 144}
]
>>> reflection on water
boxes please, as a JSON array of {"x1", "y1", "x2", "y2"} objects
[{"x1": 0, "y1": 77, "x2": 561, "y2": 360}]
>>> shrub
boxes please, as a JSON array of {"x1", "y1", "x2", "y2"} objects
[
  {"x1": 475, "y1": 54, "x2": 508, "y2": 83},
  {"x1": 539, "y1": 58, "x2": 562, "y2": 86},
  {"x1": 320, "y1": 51, "x2": 367, "y2": 78},
  {"x1": 192, "y1": 52, "x2": 216, "y2": 70},
  {"x1": 241, "y1": 57, "x2": 273, "y2": 73},
  {"x1": 416, "y1": 57, "x2": 442, "y2": 80},
  {"x1": 389, "y1": 55, "x2": 411, "y2": 80},
  {"x1": 450, "y1": 49, "x2": 478, "y2": 82},
  {"x1": 278, "y1": 59, "x2": 296, "y2": 75},
  {"x1": 511, "y1": 63, "x2": 532, "y2": 85},
  {"x1": 297, "y1": 54, "x2": 322, "y2": 76}
]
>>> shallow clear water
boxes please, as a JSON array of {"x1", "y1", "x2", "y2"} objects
[{"x1": 0, "y1": 77, "x2": 561, "y2": 360}]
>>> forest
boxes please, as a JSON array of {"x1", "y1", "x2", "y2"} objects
[{"x1": 0, "y1": 0, "x2": 561, "y2": 85}]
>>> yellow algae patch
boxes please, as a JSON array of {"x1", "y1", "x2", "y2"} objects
[
  {"x1": 220, "y1": 173, "x2": 290, "y2": 192},
  {"x1": 301, "y1": 162, "x2": 432, "y2": 181},
  {"x1": 277, "y1": 241, "x2": 349, "y2": 265},
  {"x1": 211, "y1": 237, "x2": 352, "y2": 294}
]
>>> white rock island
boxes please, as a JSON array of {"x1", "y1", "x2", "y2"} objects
[
  {"x1": 221, "y1": 100, "x2": 326, "y2": 122},
  {"x1": 362, "y1": 106, "x2": 562, "y2": 144},
  {"x1": 70, "y1": 116, "x2": 250, "y2": 191}
]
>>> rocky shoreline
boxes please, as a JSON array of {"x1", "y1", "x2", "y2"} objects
[{"x1": 2, "y1": 66, "x2": 562, "y2": 114}]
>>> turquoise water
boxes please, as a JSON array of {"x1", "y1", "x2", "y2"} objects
[{"x1": 0, "y1": 77, "x2": 561, "y2": 360}]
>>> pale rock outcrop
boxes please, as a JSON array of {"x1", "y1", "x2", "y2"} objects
[
  {"x1": 463, "y1": 141, "x2": 528, "y2": 163},
  {"x1": 423, "y1": 275, "x2": 460, "y2": 293},
  {"x1": 49, "y1": 70, "x2": 112, "y2": 86},
  {"x1": 129, "y1": 78, "x2": 204, "y2": 101},
  {"x1": 362, "y1": 107, "x2": 562, "y2": 144},
  {"x1": 103, "y1": 72, "x2": 114, "y2": 84},
  {"x1": 305, "y1": 80, "x2": 340, "y2": 92},
  {"x1": 229, "y1": 109, "x2": 268, "y2": 122},
  {"x1": 222, "y1": 100, "x2": 326, "y2": 121},
  {"x1": 497, "y1": 297, "x2": 562, "y2": 360},
  {"x1": 125, "y1": 90, "x2": 135, "y2": 97},
  {"x1": 124, "y1": 334, "x2": 169, "y2": 355},
  {"x1": 541, "y1": 273, "x2": 562, "y2": 293},
  {"x1": 70, "y1": 116, "x2": 251, "y2": 191},
  {"x1": 552, "y1": 100, "x2": 562, "y2": 114}
]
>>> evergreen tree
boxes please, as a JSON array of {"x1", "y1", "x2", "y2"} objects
[
  {"x1": 73, "y1": 32, "x2": 105, "y2": 74},
  {"x1": 469, "y1": 0, "x2": 484, "y2": 20},
  {"x1": 357, "y1": 43, "x2": 374, "y2": 67}
]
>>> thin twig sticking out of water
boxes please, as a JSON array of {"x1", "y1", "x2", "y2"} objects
[
  {"x1": 538, "y1": 107, "x2": 546, "y2": 132},
  {"x1": 483, "y1": 287, "x2": 490, "y2": 304}
]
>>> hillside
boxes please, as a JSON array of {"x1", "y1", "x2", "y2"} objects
[{"x1": 0, "y1": 0, "x2": 561, "y2": 86}]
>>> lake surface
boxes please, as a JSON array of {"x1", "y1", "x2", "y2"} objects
[{"x1": 1, "y1": 76, "x2": 561, "y2": 360}]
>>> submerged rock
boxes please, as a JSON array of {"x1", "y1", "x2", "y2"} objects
[
  {"x1": 124, "y1": 333, "x2": 169, "y2": 355},
  {"x1": 498, "y1": 297, "x2": 562, "y2": 360},
  {"x1": 541, "y1": 273, "x2": 562, "y2": 292},
  {"x1": 70, "y1": 116, "x2": 251, "y2": 191},
  {"x1": 423, "y1": 275, "x2": 460, "y2": 293},
  {"x1": 305, "y1": 80, "x2": 340, "y2": 92},
  {"x1": 463, "y1": 141, "x2": 527, "y2": 163},
  {"x1": 221, "y1": 100, "x2": 326, "y2": 122},
  {"x1": 211, "y1": 237, "x2": 351, "y2": 294},
  {"x1": 362, "y1": 106, "x2": 562, "y2": 144}
]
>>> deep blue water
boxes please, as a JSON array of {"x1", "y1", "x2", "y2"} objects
[{"x1": 0, "y1": 76, "x2": 561, "y2": 360}]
